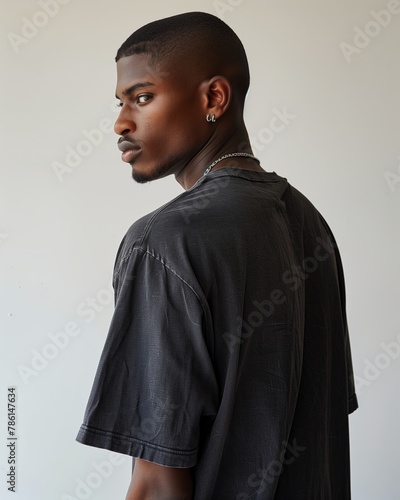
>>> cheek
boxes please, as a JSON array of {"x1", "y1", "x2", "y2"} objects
[
  {"x1": 142, "y1": 93, "x2": 207, "y2": 149},
  {"x1": 168, "y1": 119, "x2": 205, "y2": 151},
  {"x1": 144, "y1": 106, "x2": 178, "y2": 140}
]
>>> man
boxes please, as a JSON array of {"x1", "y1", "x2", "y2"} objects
[{"x1": 76, "y1": 11, "x2": 358, "y2": 500}]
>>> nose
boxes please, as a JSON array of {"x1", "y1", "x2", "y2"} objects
[{"x1": 114, "y1": 106, "x2": 136, "y2": 136}]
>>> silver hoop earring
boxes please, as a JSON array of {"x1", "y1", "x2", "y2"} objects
[{"x1": 206, "y1": 114, "x2": 216, "y2": 123}]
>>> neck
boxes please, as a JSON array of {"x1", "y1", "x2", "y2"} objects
[{"x1": 175, "y1": 123, "x2": 263, "y2": 190}]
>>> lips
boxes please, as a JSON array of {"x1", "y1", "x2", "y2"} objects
[{"x1": 117, "y1": 140, "x2": 142, "y2": 163}]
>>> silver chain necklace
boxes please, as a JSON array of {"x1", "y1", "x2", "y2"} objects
[{"x1": 203, "y1": 152, "x2": 260, "y2": 176}]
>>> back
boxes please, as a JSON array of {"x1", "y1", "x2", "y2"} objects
[{"x1": 76, "y1": 167, "x2": 358, "y2": 499}]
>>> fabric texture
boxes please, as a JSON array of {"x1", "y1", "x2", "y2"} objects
[{"x1": 76, "y1": 167, "x2": 358, "y2": 499}]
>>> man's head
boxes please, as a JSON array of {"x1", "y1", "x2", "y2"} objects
[
  {"x1": 116, "y1": 12, "x2": 250, "y2": 104},
  {"x1": 114, "y1": 12, "x2": 251, "y2": 185}
]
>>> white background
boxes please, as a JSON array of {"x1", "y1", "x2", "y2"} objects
[{"x1": 1, "y1": 0, "x2": 399, "y2": 499}]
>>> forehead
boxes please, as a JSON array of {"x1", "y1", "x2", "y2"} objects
[{"x1": 116, "y1": 53, "x2": 171, "y2": 89}]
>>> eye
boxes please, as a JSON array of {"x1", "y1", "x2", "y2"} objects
[
  {"x1": 136, "y1": 94, "x2": 152, "y2": 104},
  {"x1": 117, "y1": 101, "x2": 123, "y2": 108}
]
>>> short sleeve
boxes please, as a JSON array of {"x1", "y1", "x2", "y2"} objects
[
  {"x1": 333, "y1": 244, "x2": 358, "y2": 415},
  {"x1": 76, "y1": 247, "x2": 219, "y2": 467},
  {"x1": 319, "y1": 215, "x2": 358, "y2": 415}
]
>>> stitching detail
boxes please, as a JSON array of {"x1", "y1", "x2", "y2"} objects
[
  {"x1": 116, "y1": 246, "x2": 204, "y2": 311},
  {"x1": 114, "y1": 246, "x2": 215, "y2": 361},
  {"x1": 134, "y1": 171, "x2": 283, "y2": 246},
  {"x1": 80, "y1": 424, "x2": 197, "y2": 456}
]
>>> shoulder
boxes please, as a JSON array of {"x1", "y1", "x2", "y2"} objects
[
  {"x1": 117, "y1": 195, "x2": 199, "y2": 257},
  {"x1": 117, "y1": 173, "x2": 236, "y2": 253},
  {"x1": 284, "y1": 183, "x2": 335, "y2": 234},
  {"x1": 112, "y1": 184, "x2": 213, "y2": 285}
]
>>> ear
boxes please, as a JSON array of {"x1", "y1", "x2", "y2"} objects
[{"x1": 201, "y1": 76, "x2": 232, "y2": 120}]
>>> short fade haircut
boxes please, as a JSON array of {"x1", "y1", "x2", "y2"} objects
[{"x1": 116, "y1": 11, "x2": 250, "y2": 106}]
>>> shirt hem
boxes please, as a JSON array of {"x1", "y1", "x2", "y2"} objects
[{"x1": 75, "y1": 424, "x2": 197, "y2": 468}]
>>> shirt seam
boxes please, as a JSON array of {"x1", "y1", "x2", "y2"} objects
[
  {"x1": 114, "y1": 245, "x2": 215, "y2": 362},
  {"x1": 137, "y1": 170, "x2": 284, "y2": 245},
  {"x1": 115, "y1": 246, "x2": 202, "y2": 303},
  {"x1": 79, "y1": 424, "x2": 197, "y2": 457}
]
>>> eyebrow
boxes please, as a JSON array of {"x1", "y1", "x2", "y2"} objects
[{"x1": 115, "y1": 82, "x2": 155, "y2": 100}]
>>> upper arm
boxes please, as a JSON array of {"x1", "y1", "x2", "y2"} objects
[
  {"x1": 126, "y1": 458, "x2": 193, "y2": 500},
  {"x1": 78, "y1": 248, "x2": 218, "y2": 491}
]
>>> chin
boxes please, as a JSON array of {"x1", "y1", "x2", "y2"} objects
[
  {"x1": 130, "y1": 161, "x2": 157, "y2": 184},
  {"x1": 130, "y1": 159, "x2": 175, "y2": 184},
  {"x1": 131, "y1": 169, "x2": 152, "y2": 183}
]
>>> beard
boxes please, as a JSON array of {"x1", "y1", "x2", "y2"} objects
[
  {"x1": 130, "y1": 151, "x2": 189, "y2": 184},
  {"x1": 131, "y1": 168, "x2": 153, "y2": 183}
]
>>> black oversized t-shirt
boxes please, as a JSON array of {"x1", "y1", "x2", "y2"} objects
[{"x1": 76, "y1": 167, "x2": 358, "y2": 499}]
